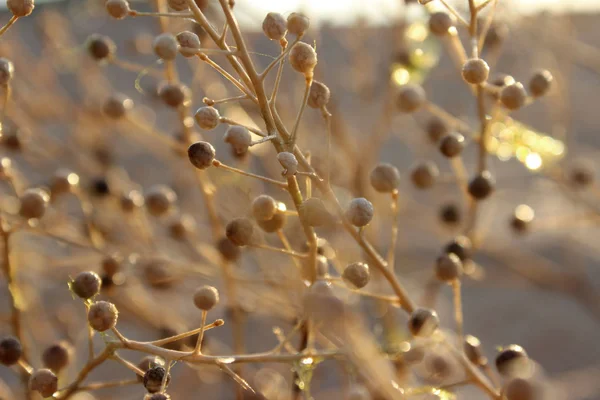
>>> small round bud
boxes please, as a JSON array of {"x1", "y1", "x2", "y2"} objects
[
  {"x1": 188, "y1": 141, "x2": 216, "y2": 169},
  {"x1": 289, "y1": 42, "x2": 317, "y2": 76},
  {"x1": 42, "y1": 342, "x2": 72, "y2": 372},
  {"x1": 439, "y1": 203, "x2": 460, "y2": 226},
  {"x1": 347, "y1": 384, "x2": 371, "y2": 400},
  {"x1": 1, "y1": 127, "x2": 23, "y2": 151},
  {"x1": 0, "y1": 337, "x2": 22, "y2": 365},
  {"x1": 29, "y1": 369, "x2": 57, "y2": 398},
  {"x1": 0, "y1": 58, "x2": 14, "y2": 86},
  {"x1": 143, "y1": 258, "x2": 175, "y2": 290},
  {"x1": 370, "y1": 163, "x2": 400, "y2": 193},
  {"x1": 87, "y1": 34, "x2": 116, "y2": 61},
  {"x1": 252, "y1": 195, "x2": 277, "y2": 221},
  {"x1": 120, "y1": 190, "x2": 144, "y2": 212},
  {"x1": 262, "y1": 12, "x2": 287, "y2": 40},
  {"x1": 444, "y1": 235, "x2": 472, "y2": 261},
  {"x1": 145, "y1": 394, "x2": 172, "y2": 400},
  {"x1": 408, "y1": 308, "x2": 439, "y2": 337},
  {"x1": 435, "y1": 253, "x2": 463, "y2": 282},
  {"x1": 345, "y1": 197, "x2": 374, "y2": 227},
  {"x1": 287, "y1": 12, "x2": 310, "y2": 36},
  {"x1": 143, "y1": 366, "x2": 171, "y2": 393},
  {"x1": 342, "y1": 262, "x2": 370, "y2": 289},
  {"x1": 193, "y1": 285, "x2": 219, "y2": 311},
  {"x1": 145, "y1": 185, "x2": 177, "y2": 217},
  {"x1": 19, "y1": 188, "x2": 49, "y2": 219},
  {"x1": 224, "y1": 126, "x2": 252, "y2": 155},
  {"x1": 411, "y1": 161, "x2": 439, "y2": 189},
  {"x1": 439, "y1": 132, "x2": 465, "y2": 158},
  {"x1": 511, "y1": 204, "x2": 534, "y2": 234},
  {"x1": 177, "y1": 31, "x2": 201, "y2": 57},
  {"x1": 277, "y1": 152, "x2": 298, "y2": 175},
  {"x1": 569, "y1": 162, "x2": 595, "y2": 187},
  {"x1": 71, "y1": 271, "x2": 102, "y2": 299},
  {"x1": 528, "y1": 69, "x2": 553, "y2": 97},
  {"x1": 500, "y1": 82, "x2": 527, "y2": 110},
  {"x1": 153, "y1": 33, "x2": 179, "y2": 61},
  {"x1": 167, "y1": 0, "x2": 188, "y2": 11},
  {"x1": 158, "y1": 82, "x2": 191, "y2": 108},
  {"x1": 102, "y1": 255, "x2": 121, "y2": 277},
  {"x1": 256, "y1": 206, "x2": 287, "y2": 233},
  {"x1": 137, "y1": 356, "x2": 163, "y2": 382},
  {"x1": 7, "y1": 0, "x2": 34, "y2": 17},
  {"x1": 168, "y1": 213, "x2": 195, "y2": 240},
  {"x1": 87, "y1": 301, "x2": 118, "y2": 332},
  {"x1": 216, "y1": 237, "x2": 241, "y2": 262},
  {"x1": 464, "y1": 335, "x2": 486, "y2": 366},
  {"x1": 90, "y1": 177, "x2": 111, "y2": 197},
  {"x1": 429, "y1": 12, "x2": 453, "y2": 36},
  {"x1": 50, "y1": 169, "x2": 79, "y2": 197},
  {"x1": 397, "y1": 84, "x2": 426, "y2": 113},
  {"x1": 495, "y1": 345, "x2": 531, "y2": 378},
  {"x1": 504, "y1": 378, "x2": 537, "y2": 400},
  {"x1": 426, "y1": 116, "x2": 449, "y2": 143},
  {"x1": 484, "y1": 22, "x2": 509, "y2": 49},
  {"x1": 461, "y1": 58, "x2": 490, "y2": 85},
  {"x1": 468, "y1": 171, "x2": 495, "y2": 200},
  {"x1": 105, "y1": 0, "x2": 130, "y2": 19},
  {"x1": 426, "y1": 354, "x2": 453, "y2": 380},
  {"x1": 225, "y1": 218, "x2": 254, "y2": 246},
  {"x1": 103, "y1": 93, "x2": 133, "y2": 119},
  {"x1": 300, "y1": 197, "x2": 333, "y2": 227},
  {"x1": 307, "y1": 81, "x2": 330, "y2": 109},
  {"x1": 194, "y1": 106, "x2": 220, "y2": 130}
]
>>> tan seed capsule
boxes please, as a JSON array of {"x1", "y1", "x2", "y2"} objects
[
  {"x1": 262, "y1": 12, "x2": 287, "y2": 41},
  {"x1": 188, "y1": 141, "x2": 216, "y2": 169},
  {"x1": 87, "y1": 34, "x2": 116, "y2": 61},
  {"x1": 19, "y1": 188, "x2": 49, "y2": 219},
  {"x1": 426, "y1": 116, "x2": 449, "y2": 143},
  {"x1": 158, "y1": 81, "x2": 191, "y2": 108},
  {"x1": 500, "y1": 82, "x2": 527, "y2": 110},
  {"x1": 289, "y1": 42, "x2": 317, "y2": 76},
  {"x1": 224, "y1": 126, "x2": 252, "y2": 155},
  {"x1": 225, "y1": 218, "x2": 254, "y2": 246},
  {"x1": 50, "y1": 169, "x2": 79, "y2": 197},
  {"x1": 287, "y1": 12, "x2": 310, "y2": 36},
  {"x1": 435, "y1": 253, "x2": 463, "y2": 282},
  {"x1": 102, "y1": 255, "x2": 121, "y2": 277},
  {"x1": 153, "y1": 33, "x2": 179, "y2": 61},
  {"x1": 167, "y1": 0, "x2": 188, "y2": 11},
  {"x1": 300, "y1": 197, "x2": 332, "y2": 227},
  {"x1": 528, "y1": 69, "x2": 553, "y2": 97},
  {"x1": 342, "y1": 262, "x2": 370, "y2": 289},
  {"x1": 216, "y1": 237, "x2": 241, "y2": 262},
  {"x1": 345, "y1": 197, "x2": 374, "y2": 227},
  {"x1": 307, "y1": 81, "x2": 330, "y2": 109},
  {"x1": 71, "y1": 271, "x2": 102, "y2": 299},
  {"x1": 193, "y1": 285, "x2": 219, "y2": 310},
  {"x1": 143, "y1": 258, "x2": 175, "y2": 289},
  {"x1": 144, "y1": 366, "x2": 171, "y2": 393},
  {"x1": 176, "y1": 31, "x2": 201, "y2": 57},
  {"x1": 145, "y1": 185, "x2": 177, "y2": 217},
  {"x1": 277, "y1": 151, "x2": 298, "y2": 175},
  {"x1": 396, "y1": 84, "x2": 426, "y2": 113},
  {"x1": 445, "y1": 235, "x2": 472, "y2": 261},
  {"x1": 42, "y1": 342, "x2": 72, "y2": 372},
  {"x1": 461, "y1": 58, "x2": 490, "y2": 85},
  {"x1": 408, "y1": 308, "x2": 439, "y2": 337},
  {"x1": 468, "y1": 170, "x2": 495, "y2": 200},
  {"x1": 256, "y1": 206, "x2": 287, "y2": 233},
  {"x1": 411, "y1": 161, "x2": 439, "y2": 189},
  {"x1": 370, "y1": 163, "x2": 400, "y2": 193},
  {"x1": 0, "y1": 336, "x2": 22, "y2": 365},
  {"x1": 484, "y1": 22, "x2": 509, "y2": 49},
  {"x1": 105, "y1": 0, "x2": 130, "y2": 19},
  {"x1": 194, "y1": 106, "x2": 220, "y2": 130},
  {"x1": 464, "y1": 335, "x2": 486, "y2": 365},
  {"x1": 495, "y1": 345, "x2": 531, "y2": 378},
  {"x1": 7, "y1": 0, "x2": 34, "y2": 17},
  {"x1": 120, "y1": 190, "x2": 144, "y2": 212},
  {"x1": 103, "y1": 93, "x2": 133, "y2": 119},
  {"x1": 252, "y1": 195, "x2": 278, "y2": 221},
  {"x1": 0, "y1": 58, "x2": 14, "y2": 86},
  {"x1": 429, "y1": 12, "x2": 453, "y2": 36},
  {"x1": 29, "y1": 369, "x2": 57, "y2": 398},
  {"x1": 439, "y1": 132, "x2": 465, "y2": 157},
  {"x1": 504, "y1": 378, "x2": 536, "y2": 400},
  {"x1": 136, "y1": 356, "x2": 162, "y2": 382},
  {"x1": 168, "y1": 213, "x2": 195, "y2": 240},
  {"x1": 87, "y1": 301, "x2": 118, "y2": 332}
]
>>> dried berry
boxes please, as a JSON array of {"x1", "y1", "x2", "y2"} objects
[
  {"x1": 193, "y1": 285, "x2": 219, "y2": 311},
  {"x1": 87, "y1": 34, "x2": 116, "y2": 61},
  {"x1": 50, "y1": 169, "x2": 79, "y2": 197},
  {"x1": 252, "y1": 195, "x2": 277, "y2": 221},
  {"x1": 90, "y1": 177, "x2": 111, "y2": 197},
  {"x1": 370, "y1": 163, "x2": 400, "y2": 193},
  {"x1": 0, "y1": 58, "x2": 14, "y2": 86},
  {"x1": 177, "y1": 30, "x2": 201, "y2": 57},
  {"x1": 87, "y1": 301, "x2": 118, "y2": 332},
  {"x1": 300, "y1": 197, "x2": 333, "y2": 227},
  {"x1": 143, "y1": 366, "x2": 171, "y2": 393},
  {"x1": 345, "y1": 197, "x2": 374, "y2": 227},
  {"x1": 105, "y1": 0, "x2": 130, "y2": 19},
  {"x1": 0, "y1": 336, "x2": 22, "y2": 365},
  {"x1": 71, "y1": 271, "x2": 102, "y2": 299},
  {"x1": 169, "y1": 213, "x2": 195, "y2": 240},
  {"x1": 435, "y1": 253, "x2": 463, "y2": 282},
  {"x1": 29, "y1": 369, "x2": 58, "y2": 398},
  {"x1": 143, "y1": 258, "x2": 175, "y2": 289},
  {"x1": 464, "y1": 335, "x2": 486, "y2": 366},
  {"x1": 439, "y1": 203, "x2": 460, "y2": 226},
  {"x1": 188, "y1": 141, "x2": 216, "y2": 169},
  {"x1": 426, "y1": 116, "x2": 449, "y2": 143},
  {"x1": 342, "y1": 262, "x2": 370, "y2": 289},
  {"x1": 289, "y1": 42, "x2": 317, "y2": 76},
  {"x1": 216, "y1": 237, "x2": 241, "y2": 262},
  {"x1": 429, "y1": 12, "x2": 453, "y2": 36},
  {"x1": 19, "y1": 188, "x2": 49, "y2": 219},
  {"x1": 511, "y1": 204, "x2": 534, "y2": 234},
  {"x1": 468, "y1": 171, "x2": 495, "y2": 200},
  {"x1": 277, "y1": 151, "x2": 298, "y2": 175},
  {"x1": 103, "y1": 93, "x2": 133, "y2": 119},
  {"x1": 158, "y1": 82, "x2": 191, "y2": 108},
  {"x1": 439, "y1": 132, "x2": 465, "y2": 157},
  {"x1": 137, "y1": 356, "x2": 163, "y2": 382},
  {"x1": 504, "y1": 378, "x2": 536, "y2": 400},
  {"x1": 102, "y1": 255, "x2": 121, "y2": 277},
  {"x1": 145, "y1": 185, "x2": 177, "y2": 217},
  {"x1": 224, "y1": 126, "x2": 252, "y2": 155},
  {"x1": 528, "y1": 69, "x2": 553, "y2": 97},
  {"x1": 194, "y1": 106, "x2": 220, "y2": 130},
  {"x1": 262, "y1": 12, "x2": 287, "y2": 40},
  {"x1": 500, "y1": 82, "x2": 527, "y2": 110},
  {"x1": 397, "y1": 84, "x2": 426, "y2": 113},
  {"x1": 307, "y1": 81, "x2": 331, "y2": 109},
  {"x1": 42, "y1": 342, "x2": 72, "y2": 372},
  {"x1": 120, "y1": 190, "x2": 144, "y2": 212},
  {"x1": 444, "y1": 235, "x2": 472, "y2": 261},
  {"x1": 287, "y1": 12, "x2": 310, "y2": 36},
  {"x1": 225, "y1": 218, "x2": 254, "y2": 246},
  {"x1": 256, "y1": 207, "x2": 287, "y2": 233},
  {"x1": 484, "y1": 22, "x2": 509, "y2": 49},
  {"x1": 410, "y1": 161, "x2": 439, "y2": 189},
  {"x1": 408, "y1": 308, "x2": 439, "y2": 337},
  {"x1": 153, "y1": 33, "x2": 179, "y2": 61},
  {"x1": 569, "y1": 162, "x2": 595, "y2": 187},
  {"x1": 7, "y1": 0, "x2": 34, "y2": 17},
  {"x1": 168, "y1": 0, "x2": 188, "y2": 11},
  {"x1": 461, "y1": 58, "x2": 490, "y2": 85},
  {"x1": 495, "y1": 345, "x2": 531, "y2": 378}
]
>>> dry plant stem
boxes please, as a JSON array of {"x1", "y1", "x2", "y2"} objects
[
  {"x1": 77, "y1": 378, "x2": 139, "y2": 391},
  {"x1": 288, "y1": 77, "x2": 313, "y2": 149},
  {"x1": 250, "y1": 243, "x2": 309, "y2": 259},
  {"x1": 320, "y1": 106, "x2": 333, "y2": 184},
  {"x1": 205, "y1": 94, "x2": 249, "y2": 105},
  {"x1": 0, "y1": 16, "x2": 18, "y2": 37},
  {"x1": 423, "y1": 102, "x2": 472, "y2": 133},
  {"x1": 259, "y1": 37, "x2": 300, "y2": 80},
  {"x1": 108, "y1": 58, "x2": 164, "y2": 79},
  {"x1": 129, "y1": 10, "x2": 192, "y2": 18},
  {"x1": 0, "y1": 84, "x2": 11, "y2": 130},
  {"x1": 446, "y1": 344, "x2": 501, "y2": 399},
  {"x1": 56, "y1": 346, "x2": 114, "y2": 399},
  {"x1": 212, "y1": 160, "x2": 288, "y2": 189},
  {"x1": 197, "y1": 54, "x2": 257, "y2": 101},
  {"x1": 220, "y1": 117, "x2": 267, "y2": 137},
  {"x1": 276, "y1": 229, "x2": 303, "y2": 270},
  {"x1": 126, "y1": 115, "x2": 186, "y2": 152},
  {"x1": 150, "y1": 319, "x2": 224, "y2": 346},
  {"x1": 444, "y1": 30, "x2": 468, "y2": 69},
  {"x1": 194, "y1": 311, "x2": 208, "y2": 355},
  {"x1": 386, "y1": 190, "x2": 399, "y2": 270},
  {"x1": 477, "y1": 0, "x2": 499, "y2": 52},
  {"x1": 451, "y1": 279, "x2": 464, "y2": 340},
  {"x1": 269, "y1": 40, "x2": 288, "y2": 102},
  {"x1": 450, "y1": 157, "x2": 470, "y2": 203}
]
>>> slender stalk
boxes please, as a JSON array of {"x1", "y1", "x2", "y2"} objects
[
  {"x1": 212, "y1": 160, "x2": 288, "y2": 189},
  {"x1": 386, "y1": 190, "x2": 399, "y2": 270},
  {"x1": 451, "y1": 279, "x2": 464, "y2": 340},
  {"x1": 128, "y1": 10, "x2": 192, "y2": 18},
  {"x1": 0, "y1": 16, "x2": 18, "y2": 37},
  {"x1": 194, "y1": 311, "x2": 208, "y2": 355},
  {"x1": 288, "y1": 77, "x2": 313, "y2": 148}
]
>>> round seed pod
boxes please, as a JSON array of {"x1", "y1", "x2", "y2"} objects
[
  {"x1": 193, "y1": 285, "x2": 219, "y2": 311},
  {"x1": 145, "y1": 185, "x2": 177, "y2": 217},
  {"x1": 142, "y1": 258, "x2": 175, "y2": 289},
  {"x1": 426, "y1": 354, "x2": 453, "y2": 380},
  {"x1": 396, "y1": 84, "x2": 426, "y2": 113},
  {"x1": 347, "y1": 384, "x2": 371, "y2": 400},
  {"x1": 511, "y1": 204, "x2": 534, "y2": 234},
  {"x1": 87, "y1": 301, "x2": 118, "y2": 332},
  {"x1": 143, "y1": 366, "x2": 171, "y2": 393},
  {"x1": 370, "y1": 163, "x2": 400, "y2": 193},
  {"x1": 103, "y1": 93, "x2": 133, "y2": 119},
  {"x1": 528, "y1": 69, "x2": 553, "y2": 97},
  {"x1": 87, "y1": 34, "x2": 116, "y2": 61},
  {"x1": 194, "y1": 106, "x2": 220, "y2": 130},
  {"x1": 439, "y1": 132, "x2": 465, "y2": 158},
  {"x1": 0, "y1": 58, "x2": 14, "y2": 86},
  {"x1": 408, "y1": 308, "x2": 439, "y2": 337},
  {"x1": 0, "y1": 336, "x2": 22, "y2": 365},
  {"x1": 468, "y1": 171, "x2": 495, "y2": 200},
  {"x1": 484, "y1": 21, "x2": 509, "y2": 49},
  {"x1": 158, "y1": 82, "x2": 191, "y2": 108},
  {"x1": 491, "y1": 73, "x2": 516, "y2": 89},
  {"x1": 435, "y1": 253, "x2": 463, "y2": 282},
  {"x1": 1, "y1": 127, "x2": 23, "y2": 151},
  {"x1": 444, "y1": 235, "x2": 472, "y2": 261},
  {"x1": 29, "y1": 369, "x2": 57, "y2": 398},
  {"x1": 224, "y1": 126, "x2": 252, "y2": 155},
  {"x1": 188, "y1": 141, "x2": 216, "y2": 169},
  {"x1": 176, "y1": 31, "x2": 201, "y2": 57},
  {"x1": 500, "y1": 82, "x2": 527, "y2": 110},
  {"x1": 287, "y1": 12, "x2": 310, "y2": 36},
  {"x1": 120, "y1": 190, "x2": 144, "y2": 212},
  {"x1": 504, "y1": 378, "x2": 536, "y2": 400},
  {"x1": 167, "y1": 0, "x2": 188, "y2": 11},
  {"x1": 42, "y1": 342, "x2": 72, "y2": 372},
  {"x1": 495, "y1": 345, "x2": 531, "y2": 378},
  {"x1": 426, "y1": 116, "x2": 449, "y2": 143},
  {"x1": 19, "y1": 188, "x2": 49, "y2": 220},
  {"x1": 216, "y1": 237, "x2": 241, "y2": 262},
  {"x1": 50, "y1": 169, "x2": 79, "y2": 197},
  {"x1": 429, "y1": 12, "x2": 453, "y2": 36},
  {"x1": 263, "y1": 12, "x2": 287, "y2": 40},
  {"x1": 439, "y1": 203, "x2": 460, "y2": 226},
  {"x1": 410, "y1": 161, "x2": 439, "y2": 189},
  {"x1": 464, "y1": 335, "x2": 486, "y2": 366},
  {"x1": 570, "y1": 162, "x2": 595, "y2": 187},
  {"x1": 90, "y1": 177, "x2": 111, "y2": 197},
  {"x1": 105, "y1": 0, "x2": 130, "y2": 19},
  {"x1": 102, "y1": 255, "x2": 121, "y2": 277},
  {"x1": 252, "y1": 195, "x2": 277, "y2": 221},
  {"x1": 256, "y1": 206, "x2": 287, "y2": 233},
  {"x1": 308, "y1": 81, "x2": 331, "y2": 109},
  {"x1": 225, "y1": 218, "x2": 254, "y2": 246},
  {"x1": 7, "y1": 0, "x2": 34, "y2": 17},
  {"x1": 461, "y1": 58, "x2": 490, "y2": 85},
  {"x1": 289, "y1": 42, "x2": 317, "y2": 76},
  {"x1": 168, "y1": 213, "x2": 195, "y2": 240},
  {"x1": 136, "y1": 356, "x2": 163, "y2": 382},
  {"x1": 345, "y1": 197, "x2": 374, "y2": 227},
  {"x1": 153, "y1": 33, "x2": 179, "y2": 61},
  {"x1": 300, "y1": 197, "x2": 333, "y2": 227},
  {"x1": 71, "y1": 271, "x2": 102, "y2": 299},
  {"x1": 342, "y1": 262, "x2": 370, "y2": 289},
  {"x1": 277, "y1": 152, "x2": 298, "y2": 175},
  {"x1": 145, "y1": 394, "x2": 172, "y2": 400}
]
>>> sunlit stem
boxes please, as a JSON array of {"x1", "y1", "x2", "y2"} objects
[
  {"x1": 288, "y1": 77, "x2": 313, "y2": 149},
  {"x1": 194, "y1": 311, "x2": 208, "y2": 355},
  {"x1": 0, "y1": 16, "x2": 18, "y2": 38},
  {"x1": 212, "y1": 160, "x2": 288, "y2": 189}
]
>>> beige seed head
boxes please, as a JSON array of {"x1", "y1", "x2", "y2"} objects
[
  {"x1": 193, "y1": 285, "x2": 219, "y2": 311},
  {"x1": 7, "y1": 0, "x2": 34, "y2": 17},
  {"x1": 50, "y1": 169, "x2": 79, "y2": 197},
  {"x1": 29, "y1": 369, "x2": 58, "y2": 398},
  {"x1": 87, "y1": 301, "x2": 118, "y2": 332},
  {"x1": 429, "y1": 12, "x2": 453, "y2": 36},
  {"x1": 439, "y1": 132, "x2": 465, "y2": 158},
  {"x1": 71, "y1": 271, "x2": 102, "y2": 299},
  {"x1": 105, "y1": 0, "x2": 130, "y2": 19},
  {"x1": 396, "y1": 84, "x2": 426, "y2": 113},
  {"x1": 345, "y1": 197, "x2": 374, "y2": 227},
  {"x1": 307, "y1": 81, "x2": 331, "y2": 109},
  {"x1": 225, "y1": 218, "x2": 254, "y2": 246},
  {"x1": 289, "y1": 42, "x2": 317, "y2": 77},
  {"x1": 158, "y1": 82, "x2": 191, "y2": 108},
  {"x1": 176, "y1": 31, "x2": 201, "y2": 57},
  {"x1": 145, "y1": 185, "x2": 177, "y2": 217},
  {"x1": 87, "y1": 34, "x2": 116, "y2": 61},
  {"x1": 528, "y1": 69, "x2": 553, "y2": 97},
  {"x1": 0, "y1": 58, "x2": 14, "y2": 86},
  {"x1": 369, "y1": 163, "x2": 400, "y2": 193},
  {"x1": 187, "y1": 141, "x2": 216, "y2": 170},
  {"x1": 153, "y1": 33, "x2": 179, "y2": 61},
  {"x1": 461, "y1": 58, "x2": 490, "y2": 85},
  {"x1": 277, "y1": 151, "x2": 298, "y2": 175},
  {"x1": 435, "y1": 253, "x2": 463, "y2": 282},
  {"x1": 411, "y1": 161, "x2": 439, "y2": 189},
  {"x1": 224, "y1": 126, "x2": 252, "y2": 155},
  {"x1": 103, "y1": 93, "x2": 133, "y2": 119},
  {"x1": 408, "y1": 308, "x2": 439, "y2": 337},
  {"x1": 500, "y1": 82, "x2": 527, "y2": 110},
  {"x1": 262, "y1": 12, "x2": 287, "y2": 40},
  {"x1": 252, "y1": 195, "x2": 278, "y2": 221},
  {"x1": 287, "y1": 12, "x2": 310, "y2": 36},
  {"x1": 342, "y1": 262, "x2": 370, "y2": 289},
  {"x1": 194, "y1": 106, "x2": 220, "y2": 130},
  {"x1": 300, "y1": 197, "x2": 333, "y2": 227},
  {"x1": 19, "y1": 188, "x2": 49, "y2": 220},
  {"x1": 256, "y1": 206, "x2": 287, "y2": 233}
]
